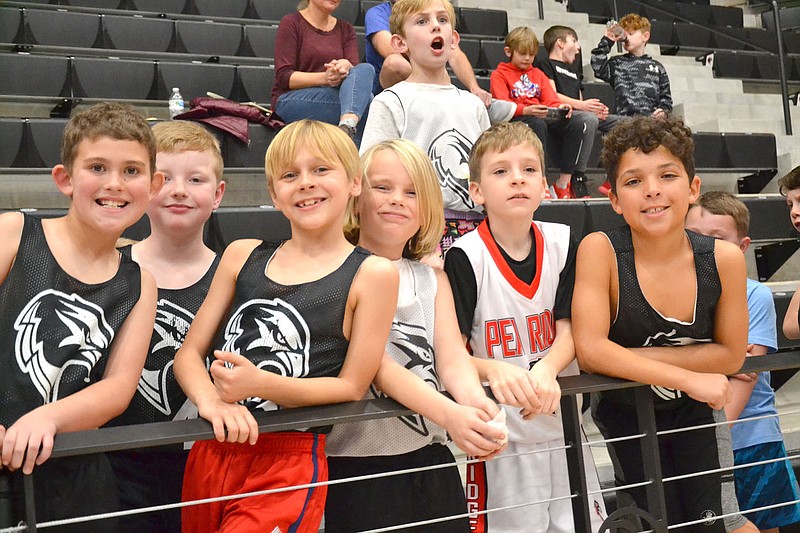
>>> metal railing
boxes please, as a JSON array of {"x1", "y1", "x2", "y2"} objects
[{"x1": 3, "y1": 351, "x2": 800, "y2": 532}]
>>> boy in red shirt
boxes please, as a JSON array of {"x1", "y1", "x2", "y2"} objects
[{"x1": 491, "y1": 26, "x2": 595, "y2": 199}]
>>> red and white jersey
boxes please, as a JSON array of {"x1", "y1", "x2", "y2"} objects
[{"x1": 450, "y1": 220, "x2": 578, "y2": 444}]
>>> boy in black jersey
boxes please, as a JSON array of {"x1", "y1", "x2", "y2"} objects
[
  {"x1": 174, "y1": 120, "x2": 398, "y2": 533},
  {"x1": 0, "y1": 102, "x2": 162, "y2": 532},
  {"x1": 107, "y1": 121, "x2": 226, "y2": 533},
  {"x1": 573, "y1": 115, "x2": 758, "y2": 532}
]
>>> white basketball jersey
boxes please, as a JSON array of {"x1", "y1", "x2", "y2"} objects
[{"x1": 451, "y1": 220, "x2": 578, "y2": 444}]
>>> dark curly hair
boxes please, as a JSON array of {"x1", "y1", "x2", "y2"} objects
[
  {"x1": 778, "y1": 165, "x2": 800, "y2": 196},
  {"x1": 601, "y1": 116, "x2": 695, "y2": 193}
]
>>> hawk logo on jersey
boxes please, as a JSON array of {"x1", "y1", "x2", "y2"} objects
[
  {"x1": 14, "y1": 289, "x2": 114, "y2": 404},
  {"x1": 371, "y1": 320, "x2": 439, "y2": 436},
  {"x1": 428, "y1": 129, "x2": 475, "y2": 210},
  {"x1": 138, "y1": 299, "x2": 194, "y2": 416},
  {"x1": 221, "y1": 298, "x2": 311, "y2": 410},
  {"x1": 643, "y1": 329, "x2": 711, "y2": 401}
]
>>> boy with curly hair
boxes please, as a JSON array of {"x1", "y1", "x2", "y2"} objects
[{"x1": 573, "y1": 116, "x2": 757, "y2": 532}]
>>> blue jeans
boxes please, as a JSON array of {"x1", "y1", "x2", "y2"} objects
[{"x1": 275, "y1": 63, "x2": 374, "y2": 142}]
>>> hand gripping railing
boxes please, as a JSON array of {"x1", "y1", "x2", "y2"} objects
[{"x1": 3, "y1": 350, "x2": 800, "y2": 532}]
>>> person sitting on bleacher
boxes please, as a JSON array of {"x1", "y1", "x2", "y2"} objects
[
  {"x1": 590, "y1": 14, "x2": 672, "y2": 121},
  {"x1": 687, "y1": 192, "x2": 800, "y2": 533},
  {"x1": 590, "y1": 14, "x2": 672, "y2": 196},
  {"x1": 270, "y1": 0, "x2": 375, "y2": 144},
  {"x1": 490, "y1": 26, "x2": 596, "y2": 199},
  {"x1": 364, "y1": 0, "x2": 491, "y2": 105}
]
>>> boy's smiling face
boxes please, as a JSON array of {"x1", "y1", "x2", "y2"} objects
[
  {"x1": 392, "y1": 0, "x2": 459, "y2": 74},
  {"x1": 53, "y1": 136, "x2": 162, "y2": 236},
  {"x1": 610, "y1": 146, "x2": 700, "y2": 237}
]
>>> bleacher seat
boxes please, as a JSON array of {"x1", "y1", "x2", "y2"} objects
[
  {"x1": 763, "y1": 6, "x2": 800, "y2": 33},
  {"x1": 23, "y1": 9, "x2": 99, "y2": 48},
  {"x1": 481, "y1": 40, "x2": 506, "y2": 72},
  {"x1": 71, "y1": 56, "x2": 155, "y2": 99},
  {"x1": 0, "y1": 54, "x2": 69, "y2": 98},
  {"x1": 534, "y1": 201, "x2": 586, "y2": 239},
  {"x1": 712, "y1": 50, "x2": 757, "y2": 80},
  {"x1": 582, "y1": 82, "x2": 616, "y2": 114},
  {"x1": 0, "y1": 8, "x2": 20, "y2": 44},
  {"x1": 126, "y1": 0, "x2": 185, "y2": 15},
  {"x1": 63, "y1": 0, "x2": 122, "y2": 8},
  {"x1": 457, "y1": 8, "x2": 507, "y2": 38},
  {"x1": 99, "y1": 14, "x2": 173, "y2": 52},
  {"x1": 459, "y1": 38, "x2": 482, "y2": 71},
  {"x1": 157, "y1": 61, "x2": 236, "y2": 101},
  {"x1": 205, "y1": 207, "x2": 292, "y2": 248},
  {"x1": 244, "y1": 25, "x2": 278, "y2": 61},
  {"x1": 673, "y1": 23, "x2": 713, "y2": 50},
  {"x1": 193, "y1": 0, "x2": 249, "y2": 19},
  {"x1": 223, "y1": 124, "x2": 278, "y2": 168},
  {"x1": 648, "y1": 20, "x2": 675, "y2": 47},
  {"x1": 175, "y1": 20, "x2": 243, "y2": 57},
  {"x1": 28, "y1": 118, "x2": 67, "y2": 168},
  {"x1": 237, "y1": 65, "x2": 274, "y2": 105},
  {"x1": 0, "y1": 119, "x2": 23, "y2": 168}
]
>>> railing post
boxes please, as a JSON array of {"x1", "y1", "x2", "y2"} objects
[
  {"x1": 561, "y1": 393, "x2": 591, "y2": 532},
  {"x1": 537, "y1": 0, "x2": 543, "y2": 20},
  {"x1": 772, "y1": 0, "x2": 793, "y2": 135},
  {"x1": 634, "y1": 386, "x2": 668, "y2": 526},
  {"x1": 23, "y1": 475, "x2": 36, "y2": 533}
]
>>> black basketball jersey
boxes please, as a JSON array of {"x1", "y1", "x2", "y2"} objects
[
  {"x1": 109, "y1": 247, "x2": 219, "y2": 427},
  {"x1": 213, "y1": 241, "x2": 370, "y2": 412},
  {"x1": 0, "y1": 215, "x2": 141, "y2": 428},
  {"x1": 599, "y1": 225, "x2": 721, "y2": 411}
]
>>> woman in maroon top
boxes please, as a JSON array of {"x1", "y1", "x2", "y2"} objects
[{"x1": 271, "y1": 0, "x2": 375, "y2": 144}]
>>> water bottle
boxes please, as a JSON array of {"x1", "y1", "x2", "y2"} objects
[
  {"x1": 168, "y1": 87, "x2": 184, "y2": 118},
  {"x1": 606, "y1": 20, "x2": 627, "y2": 42}
]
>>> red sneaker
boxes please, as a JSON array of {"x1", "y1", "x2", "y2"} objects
[
  {"x1": 598, "y1": 180, "x2": 612, "y2": 197},
  {"x1": 553, "y1": 183, "x2": 572, "y2": 199}
]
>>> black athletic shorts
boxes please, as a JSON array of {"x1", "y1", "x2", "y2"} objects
[{"x1": 325, "y1": 443, "x2": 469, "y2": 533}]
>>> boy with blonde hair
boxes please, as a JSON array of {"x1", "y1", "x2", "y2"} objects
[
  {"x1": 0, "y1": 102, "x2": 161, "y2": 532},
  {"x1": 491, "y1": 26, "x2": 596, "y2": 199},
  {"x1": 108, "y1": 121, "x2": 226, "y2": 533},
  {"x1": 444, "y1": 121, "x2": 606, "y2": 532},
  {"x1": 360, "y1": 0, "x2": 514, "y2": 251},
  {"x1": 573, "y1": 116, "x2": 758, "y2": 532}
]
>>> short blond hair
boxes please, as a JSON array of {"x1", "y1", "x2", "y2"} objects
[
  {"x1": 505, "y1": 26, "x2": 539, "y2": 56},
  {"x1": 469, "y1": 121, "x2": 545, "y2": 184},
  {"x1": 345, "y1": 139, "x2": 444, "y2": 260},
  {"x1": 264, "y1": 120, "x2": 361, "y2": 193},
  {"x1": 619, "y1": 13, "x2": 651, "y2": 33},
  {"x1": 690, "y1": 191, "x2": 750, "y2": 239},
  {"x1": 390, "y1": 0, "x2": 457, "y2": 37},
  {"x1": 152, "y1": 121, "x2": 224, "y2": 183}
]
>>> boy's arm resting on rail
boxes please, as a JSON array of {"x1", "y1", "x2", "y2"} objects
[
  {"x1": 1, "y1": 268, "x2": 157, "y2": 474},
  {"x1": 725, "y1": 343, "x2": 766, "y2": 422},
  {"x1": 628, "y1": 240, "x2": 749, "y2": 375},
  {"x1": 174, "y1": 239, "x2": 261, "y2": 444},
  {"x1": 572, "y1": 233, "x2": 731, "y2": 410},
  {"x1": 212, "y1": 255, "x2": 399, "y2": 408}
]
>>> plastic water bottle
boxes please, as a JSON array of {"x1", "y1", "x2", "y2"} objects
[
  {"x1": 606, "y1": 20, "x2": 627, "y2": 42},
  {"x1": 168, "y1": 87, "x2": 184, "y2": 118}
]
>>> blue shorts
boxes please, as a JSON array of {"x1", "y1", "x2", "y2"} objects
[{"x1": 734, "y1": 440, "x2": 800, "y2": 529}]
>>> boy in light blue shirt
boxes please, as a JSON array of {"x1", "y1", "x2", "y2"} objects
[{"x1": 686, "y1": 191, "x2": 800, "y2": 532}]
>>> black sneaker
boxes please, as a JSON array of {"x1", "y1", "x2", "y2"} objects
[{"x1": 570, "y1": 171, "x2": 591, "y2": 199}]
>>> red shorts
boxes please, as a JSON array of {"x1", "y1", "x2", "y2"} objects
[{"x1": 181, "y1": 432, "x2": 327, "y2": 533}]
